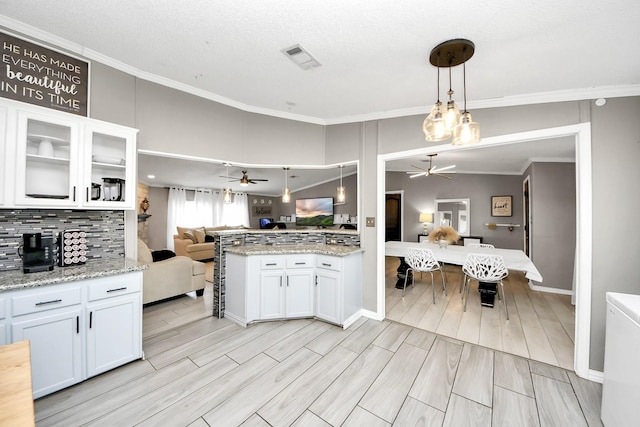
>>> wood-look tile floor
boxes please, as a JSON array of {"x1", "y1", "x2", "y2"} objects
[
  {"x1": 385, "y1": 257, "x2": 576, "y2": 370},
  {"x1": 35, "y1": 288, "x2": 600, "y2": 426}
]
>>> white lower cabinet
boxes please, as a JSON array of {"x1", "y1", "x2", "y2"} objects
[
  {"x1": 315, "y1": 268, "x2": 341, "y2": 324},
  {"x1": 12, "y1": 306, "x2": 83, "y2": 398},
  {"x1": 86, "y1": 293, "x2": 141, "y2": 377},
  {"x1": 0, "y1": 297, "x2": 7, "y2": 346},
  {"x1": 4, "y1": 271, "x2": 142, "y2": 398},
  {"x1": 285, "y1": 269, "x2": 315, "y2": 317},
  {"x1": 259, "y1": 270, "x2": 285, "y2": 319},
  {"x1": 225, "y1": 251, "x2": 361, "y2": 327},
  {"x1": 258, "y1": 256, "x2": 314, "y2": 320},
  {"x1": 315, "y1": 253, "x2": 362, "y2": 326}
]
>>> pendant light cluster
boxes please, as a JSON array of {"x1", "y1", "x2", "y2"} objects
[
  {"x1": 282, "y1": 167, "x2": 291, "y2": 203},
  {"x1": 336, "y1": 165, "x2": 346, "y2": 204},
  {"x1": 223, "y1": 163, "x2": 233, "y2": 204},
  {"x1": 423, "y1": 39, "x2": 480, "y2": 145}
]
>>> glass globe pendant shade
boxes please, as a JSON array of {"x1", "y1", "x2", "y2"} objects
[
  {"x1": 337, "y1": 186, "x2": 346, "y2": 204},
  {"x1": 223, "y1": 188, "x2": 233, "y2": 204},
  {"x1": 452, "y1": 112, "x2": 480, "y2": 145},
  {"x1": 423, "y1": 101, "x2": 451, "y2": 141},
  {"x1": 282, "y1": 187, "x2": 291, "y2": 203},
  {"x1": 443, "y1": 99, "x2": 460, "y2": 133}
]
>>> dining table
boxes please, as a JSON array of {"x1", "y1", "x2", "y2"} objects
[{"x1": 385, "y1": 240, "x2": 543, "y2": 289}]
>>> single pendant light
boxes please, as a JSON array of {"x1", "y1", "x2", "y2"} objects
[
  {"x1": 452, "y1": 58, "x2": 480, "y2": 145},
  {"x1": 336, "y1": 165, "x2": 346, "y2": 204},
  {"x1": 443, "y1": 66, "x2": 460, "y2": 132},
  {"x1": 223, "y1": 163, "x2": 232, "y2": 204},
  {"x1": 422, "y1": 55, "x2": 451, "y2": 141},
  {"x1": 282, "y1": 167, "x2": 291, "y2": 203}
]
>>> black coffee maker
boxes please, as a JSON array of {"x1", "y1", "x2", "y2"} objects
[{"x1": 21, "y1": 233, "x2": 55, "y2": 273}]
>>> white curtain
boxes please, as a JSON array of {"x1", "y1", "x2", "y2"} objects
[
  {"x1": 194, "y1": 190, "x2": 215, "y2": 226},
  {"x1": 166, "y1": 187, "x2": 187, "y2": 250},
  {"x1": 212, "y1": 191, "x2": 250, "y2": 227},
  {"x1": 167, "y1": 188, "x2": 216, "y2": 249}
]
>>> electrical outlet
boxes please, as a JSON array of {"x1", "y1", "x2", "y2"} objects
[{"x1": 366, "y1": 217, "x2": 375, "y2": 227}]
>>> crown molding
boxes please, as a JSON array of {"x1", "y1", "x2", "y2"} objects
[{"x1": 3, "y1": 15, "x2": 639, "y2": 127}]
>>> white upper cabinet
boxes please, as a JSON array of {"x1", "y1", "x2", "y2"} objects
[
  {"x1": 82, "y1": 122, "x2": 137, "y2": 209},
  {"x1": 14, "y1": 109, "x2": 81, "y2": 207},
  {"x1": 2, "y1": 98, "x2": 138, "y2": 210}
]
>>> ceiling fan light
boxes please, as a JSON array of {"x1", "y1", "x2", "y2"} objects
[
  {"x1": 452, "y1": 112, "x2": 480, "y2": 145},
  {"x1": 423, "y1": 102, "x2": 450, "y2": 141}
]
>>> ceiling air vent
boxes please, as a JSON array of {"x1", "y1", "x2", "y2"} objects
[{"x1": 281, "y1": 44, "x2": 322, "y2": 70}]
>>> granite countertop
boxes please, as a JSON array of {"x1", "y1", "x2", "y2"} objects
[
  {"x1": 0, "y1": 258, "x2": 147, "y2": 292},
  {"x1": 225, "y1": 244, "x2": 363, "y2": 257}
]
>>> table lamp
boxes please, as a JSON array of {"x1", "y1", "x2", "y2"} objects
[{"x1": 419, "y1": 213, "x2": 433, "y2": 234}]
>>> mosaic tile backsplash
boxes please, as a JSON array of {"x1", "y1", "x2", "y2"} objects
[{"x1": 0, "y1": 209, "x2": 125, "y2": 272}]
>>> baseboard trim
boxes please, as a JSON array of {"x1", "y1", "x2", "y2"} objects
[
  {"x1": 528, "y1": 282, "x2": 573, "y2": 295},
  {"x1": 342, "y1": 311, "x2": 362, "y2": 329},
  {"x1": 587, "y1": 369, "x2": 604, "y2": 384},
  {"x1": 222, "y1": 311, "x2": 247, "y2": 328},
  {"x1": 361, "y1": 308, "x2": 385, "y2": 321}
]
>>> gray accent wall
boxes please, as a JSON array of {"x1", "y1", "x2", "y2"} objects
[
  {"x1": 589, "y1": 96, "x2": 640, "y2": 370},
  {"x1": 527, "y1": 162, "x2": 576, "y2": 291},
  {"x1": 385, "y1": 171, "x2": 524, "y2": 249}
]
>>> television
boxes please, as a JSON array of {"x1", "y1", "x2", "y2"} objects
[
  {"x1": 259, "y1": 218, "x2": 274, "y2": 229},
  {"x1": 295, "y1": 197, "x2": 334, "y2": 227}
]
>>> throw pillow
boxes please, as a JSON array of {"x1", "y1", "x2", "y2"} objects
[
  {"x1": 204, "y1": 234, "x2": 215, "y2": 242},
  {"x1": 152, "y1": 250, "x2": 176, "y2": 262},
  {"x1": 176, "y1": 226, "x2": 191, "y2": 239},
  {"x1": 183, "y1": 230, "x2": 198, "y2": 244},
  {"x1": 193, "y1": 227, "x2": 206, "y2": 243}
]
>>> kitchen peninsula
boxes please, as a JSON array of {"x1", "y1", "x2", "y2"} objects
[{"x1": 208, "y1": 229, "x2": 362, "y2": 326}]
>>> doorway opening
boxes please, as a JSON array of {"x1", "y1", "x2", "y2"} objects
[
  {"x1": 376, "y1": 123, "x2": 592, "y2": 379},
  {"x1": 385, "y1": 192, "x2": 402, "y2": 242}
]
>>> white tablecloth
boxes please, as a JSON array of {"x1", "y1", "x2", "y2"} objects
[{"x1": 385, "y1": 241, "x2": 543, "y2": 282}]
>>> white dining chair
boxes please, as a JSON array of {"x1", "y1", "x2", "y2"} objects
[
  {"x1": 458, "y1": 243, "x2": 495, "y2": 293},
  {"x1": 461, "y1": 253, "x2": 509, "y2": 319},
  {"x1": 403, "y1": 248, "x2": 447, "y2": 303}
]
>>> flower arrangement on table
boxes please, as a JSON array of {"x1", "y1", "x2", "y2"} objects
[{"x1": 428, "y1": 226, "x2": 460, "y2": 245}]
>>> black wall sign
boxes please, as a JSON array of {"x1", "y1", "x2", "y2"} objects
[{"x1": 1, "y1": 31, "x2": 89, "y2": 116}]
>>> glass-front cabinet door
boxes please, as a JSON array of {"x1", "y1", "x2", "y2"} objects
[
  {"x1": 83, "y1": 122, "x2": 137, "y2": 210},
  {"x1": 14, "y1": 110, "x2": 80, "y2": 207},
  {"x1": 0, "y1": 105, "x2": 6, "y2": 206}
]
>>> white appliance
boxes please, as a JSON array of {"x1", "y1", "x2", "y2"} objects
[{"x1": 601, "y1": 292, "x2": 640, "y2": 426}]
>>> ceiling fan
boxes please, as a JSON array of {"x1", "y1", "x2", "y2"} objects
[
  {"x1": 222, "y1": 170, "x2": 269, "y2": 186},
  {"x1": 406, "y1": 154, "x2": 456, "y2": 180}
]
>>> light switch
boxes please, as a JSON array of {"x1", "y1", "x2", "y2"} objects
[{"x1": 366, "y1": 217, "x2": 375, "y2": 227}]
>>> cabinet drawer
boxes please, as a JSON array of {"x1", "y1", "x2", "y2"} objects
[
  {"x1": 316, "y1": 255, "x2": 341, "y2": 271},
  {"x1": 12, "y1": 286, "x2": 82, "y2": 316},
  {"x1": 87, "y1": 275, "x2": 141, "y2": 301},
  {"x1": 286, "y1": 256, "x2": 314, "y2": 269},
  {"x1": 261, "y1": 258, "x2": 285, "y2": 269}
]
